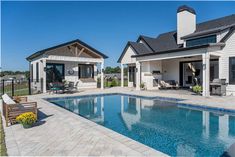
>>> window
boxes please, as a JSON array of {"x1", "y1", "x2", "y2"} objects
[
  {"x1": 186, "y1": 35, "x2": 216, "y2": 47},
  {"x1": 36, "y1": 62, "x2": 39, "y2": 82},
  {"x1": 229, "y1": 57, "x2": 235, "y2": 84},
  {"x1": 78, "y1": 64, "x2": 94, "y2": 79},
  {"x1": 30, "y1": 64, "x2": 33, "y2": 80}
]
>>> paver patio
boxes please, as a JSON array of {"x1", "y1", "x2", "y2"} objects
[{"x1": 1, "y1": 87, "x2": 235, "y2": 156}]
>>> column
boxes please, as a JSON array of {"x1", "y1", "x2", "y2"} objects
[
  {"x1": 219, "y1": 115, "x2": 229, "y2": 139},
  {"x1": 202, "y1": 52, "x2": 210, "y2": 97},
  {"x1": 42, "y1": 59, "x2": 47, "y2": 93},
  {"x1": 202, "y1": 111, "x2": 210, "y2": 138},
  {"x1": 101, "y1": 96, "x2": 104, "y2": 122},
  {"x1": 136, "y1": 61, "x2": 141, "y2": 90},
  {"x1": 101, "y1": 61, "x2": 104, "y2": 90},
  {"x1": 121, "y1": 64, "x2": 124, "y2": 87}
]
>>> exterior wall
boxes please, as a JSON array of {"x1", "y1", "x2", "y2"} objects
[
  {"x1": 121, "y1": 46, "x2": 136, "y2": 64},
  {"x1": 177, "y1": 11, "x2": 196, "y2": 44},
  {"x1": 30, "y1": 57, "x2": 44, "y2": 93},
  {"x1": 46, "y1": 60, "x2": 97, "y2": 89},
  {"x1": 141, "y1": 61, "x2": 162, "y2": 90},
  {"x1": 219, "y1": 31, "x2": 235, "y2": 95}
]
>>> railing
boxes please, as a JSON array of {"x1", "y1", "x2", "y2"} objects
[{"x1": 0, "y1": 78, "x2": 44, "y2": 96}]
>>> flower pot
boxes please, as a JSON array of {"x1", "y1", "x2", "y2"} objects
[{"x1": 22, "y1": 124, "x2": 32, "y2": 129}]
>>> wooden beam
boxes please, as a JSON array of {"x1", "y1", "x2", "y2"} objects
[{"x1": 77, "y1": 48, "x2": 85, "y2": 57}]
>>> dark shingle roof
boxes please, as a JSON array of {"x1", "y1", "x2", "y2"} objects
[
  {"x1": 26, "y1": 39, "x2": 108, "y2": 61},
  {"x1": 182, "y1": 14, "x2": 235, "y2": 39},
  {"x1": 177, "y1": 5, "x2": 196, "y2": 15},
  {"x1": 129, "y1": 42, "x2": 153, "y2": 55},
  {"x1": 118, "y1": 13, "x2": 235, "y2": 62},
  {"x1": 141, "y1": 32, "x2": 183, "y2": 53},
  {"x1": 196, "y1": 14, "x2": 235, "y2": 32}
]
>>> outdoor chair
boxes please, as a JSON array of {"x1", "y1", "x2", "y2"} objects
[
  {"x1": 64, "y1": 81, "x2": 78, "y2": 93},
  {"x1": 2, "y1": 94, "x2": 37, "y2": 127},
  {"x1": 159, "y1": 80, "x2": 179, "y2": 89}
]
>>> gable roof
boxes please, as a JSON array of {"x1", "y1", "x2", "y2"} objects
[
  {"x1": 118, "y1": 14, "x2": 235, "y2": 61},
  {"x1": 117, "y1": 41, "x2": 152, "y2": 63},
  {"x1": 26, "y1": 39, "x2": 108, "y2": 61}
]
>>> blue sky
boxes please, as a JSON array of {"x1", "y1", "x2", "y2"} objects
[{"x1": 1, "y1": 1, "x2": 235, "y2": 71}]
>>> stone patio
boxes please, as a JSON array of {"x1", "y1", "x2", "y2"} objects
[{"x1": 1, "y1": 87, "x2": 235, "y2": 156}]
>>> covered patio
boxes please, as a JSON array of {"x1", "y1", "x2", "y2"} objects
[
  {"x1": 120, "y1": 43, "x2": 224, "y2": 97},
  {"x1": 27, "y1": 39, "x2": 108, "y2": 93}
]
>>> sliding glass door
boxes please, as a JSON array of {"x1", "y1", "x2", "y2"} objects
[
  {"x1": 46, "y1": 63, "x2": 64, "y2": 89},
  {"x1": 78, "y1": 64, "x2": 94, "y2": 79}
]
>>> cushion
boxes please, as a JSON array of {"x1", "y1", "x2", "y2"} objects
[{"x1": 2, "y1": 94, "x2": 16, "y2": 105}]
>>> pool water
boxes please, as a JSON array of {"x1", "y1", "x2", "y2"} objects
[{"x1": 47, "y1": 94, "x2": 235, "y2": 157}]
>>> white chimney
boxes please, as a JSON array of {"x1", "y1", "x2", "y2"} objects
[{"x1": 177, "y1": 5, "x2": 196, "y2": 44}]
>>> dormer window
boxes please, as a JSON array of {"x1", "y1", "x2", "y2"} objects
[{"x1": 186, "y1": 35, "x2": 216, "y2": 47}]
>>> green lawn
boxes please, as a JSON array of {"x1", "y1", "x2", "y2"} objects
[
  {"x1": 2, "y1": 82, "x2": 29, "y2": 96},
  {"x1": 0, "y1": 113, "x2": 7, "y2": 156}
]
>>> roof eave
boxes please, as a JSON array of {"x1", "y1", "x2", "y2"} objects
[{"x1": 131, "y1": 44, "x2": 213, "y2": 58}]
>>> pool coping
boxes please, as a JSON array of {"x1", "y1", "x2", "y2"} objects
[{"x1": 44, "y1": 92, "x2": 235, "y2": 115}]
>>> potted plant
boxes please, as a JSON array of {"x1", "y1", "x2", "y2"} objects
[
  {"x1": 140, "y1": 83, "x2": 145, "y2": 90},
  {"x1": 16, "y1": 112, "x2": 37, "y2": 128},
  {"x1": 192, "y1": 85, "x2": 202, "y2": 95}
]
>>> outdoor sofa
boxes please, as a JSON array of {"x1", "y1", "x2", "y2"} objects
[{"x1": 2, "y1": 94, "x2": 37, "y2": 127}]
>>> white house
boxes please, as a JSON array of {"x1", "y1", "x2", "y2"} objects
[
  {"x1": 118, "y1": 5, "x2": 235, "y2": 96},
  {"x1": 26, "y1": 39, "x2": 108, "y2": 93}
]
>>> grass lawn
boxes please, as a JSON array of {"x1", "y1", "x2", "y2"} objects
[{"x1": 0, "y1": 113, "x2": 7, "y2": 156}]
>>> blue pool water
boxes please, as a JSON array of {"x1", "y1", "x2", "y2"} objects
[{"x1": 46, "y1": 94, "x2": 235, "y2": 157}]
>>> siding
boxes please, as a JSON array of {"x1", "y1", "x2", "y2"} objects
[{"x1": 219, "y1": 31, "x2": 235, "y2": 95}]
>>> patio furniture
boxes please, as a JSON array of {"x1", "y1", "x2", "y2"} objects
[
  {"x1": 210, "y1": 79, "x2": 227, "y2": 96},
  {"x1": 64, "y1": 81, "x2": 78, "y2": 93},
  {"x1": 2, "y1": 94, "x2": 37, "y2": 127},
  {"x1": 159, "y1": 80, "x2": 179, "y2": 89},
  {"x1": 49, "y1": 82, "x2": 64, "y2": 94}
]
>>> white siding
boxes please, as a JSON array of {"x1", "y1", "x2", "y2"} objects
[
  {"x1": 219, "y1": 31, "x2": 235, "y2": 95},
  {"x1": 121, "y1": 46, "x2": 136, "y2": 64}
]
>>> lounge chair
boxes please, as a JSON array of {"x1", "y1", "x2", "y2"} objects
[
  {"x1": 159, "y1": 80, "x2": 179, "y2": 89},
  {"x1": 2, "y1": 94, "x2": 37, "y2": 127}
]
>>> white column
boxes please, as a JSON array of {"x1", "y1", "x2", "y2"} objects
[
  {"x1": 121, "y1": 64, "x2": 124, "y2": 87},
  {"x1": 202, "y1": 111, "x2": 210, "y2": 138},
  {"x1": 42, "y1": 59, "x2": 47, "y2": 93},
  {"x1": 101, "y1": 96, "x2": 104, "y2": 122},
  {"x1": 136, "y1": 61, "x2": 141, "y2": 90},
  {"x1": 202, "y1": 52, "x2": 210, "y2": 97},
  {"x1": 219, "y1": 115, "x2": 229, "y2": 139},
  {"x1": 101, "y1": 61, "x2": 104, "y2": 89}
]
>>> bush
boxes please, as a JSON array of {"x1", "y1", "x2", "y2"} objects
[
  {"x1": 140, "y1": 83, "x2": 145, "y2": 89},
  {"x1": 110, "y1": 79, "x2": 117, "y2": 87},
  {"x1": 192, "y1": 85, "x2": 202, "y2": 94},
  {"x1": 16, "y1": 112, "x2": 37, "y2": 128}
]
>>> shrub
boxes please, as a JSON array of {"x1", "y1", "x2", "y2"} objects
[
  {"x1": 140, "y1": 83, "x2": 145, "y2": 89},
  {"x1": 16, "y1": 112, "x2": 37, "y2": 128},
  {"x1": 110, "y1": 79, "x2": 117, "y2": 87},
  {"x1": 192, "y1": 85, "x2": 202, "y2": 94}
]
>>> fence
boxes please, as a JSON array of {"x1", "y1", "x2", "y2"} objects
[
  {"x1": 1, "y1": 79, "x2": 30, "y2": 96},
  {"x1": 0, "y1": 78, "x2": 44, "y2": 96},
  {"x1": 0, "y1": 77, "x2": 128, "y2": 96}
]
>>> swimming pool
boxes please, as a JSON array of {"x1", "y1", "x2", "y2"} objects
[{"x1": 46, "y1": 94, "x2": 235, "y2": 156}]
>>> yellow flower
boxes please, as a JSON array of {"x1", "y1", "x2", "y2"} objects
[{"x1": 16, "y1": 112, "x2": 37, "y2": 127}]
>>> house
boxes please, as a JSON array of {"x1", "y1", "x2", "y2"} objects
[
  {"x1": 118, "y1": 5, "x2": 235, "y2": 96},
  {"x1": 26, "y1": 39, "x2": 108, "y2": 93}
]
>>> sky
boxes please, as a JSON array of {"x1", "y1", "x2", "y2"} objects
[{"x1": 1, "y1": 1, "x2": 235, "y2": 71}]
